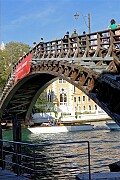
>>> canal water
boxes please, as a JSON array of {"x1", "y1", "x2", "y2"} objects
[{"x1": 2, "y1": 123, "x2": 120, "y2": 179}]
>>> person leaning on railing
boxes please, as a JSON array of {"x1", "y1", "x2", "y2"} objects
[
  {"x1": 71, "y1": 29, "x2": 78, "y2": 50},
  {"x1": 108, "y1": 19, "x2": 120, "y2": 48},
  {"x1": 108, "y1": 19, "x2": 118, "y2": 29},
  {"x1": 71, "y1": 29, "x2": 78, "y2": 42},
  {"x1": 108, "y1": 19, "x2": 120, "y2": 40},
  {"x1": 63, "y1": 31, "x2": 69, "y2": 48},
  {"x1": 64, "y1": 31, "x2": 69, "y2": 40}
]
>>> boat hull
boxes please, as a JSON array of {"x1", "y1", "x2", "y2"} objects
[
  {"x1": 105, "y1": 121, "x2": 120, "y2": 131},
  {"x1": 28, "y1": 124, "x2": 94, "y2": 134}
]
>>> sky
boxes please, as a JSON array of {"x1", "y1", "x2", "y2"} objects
[{"x1": 0, "y1": 0, "x2": 120, "y2": 47}]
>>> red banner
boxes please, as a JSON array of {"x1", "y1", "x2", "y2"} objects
[{"x1": 15, "y1": 54, "x2": 32, "y2": 82}]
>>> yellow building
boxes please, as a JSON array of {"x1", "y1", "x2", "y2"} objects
[{"x1": 46, "y1": 78, "x2": 104, "y2": 116}]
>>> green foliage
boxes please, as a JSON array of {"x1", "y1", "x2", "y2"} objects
[
  {"x1": 34, "y1": 91, "x2": 55, "y2": 113},
  {"x1": 36, "y1": 91, "x2": 48, "y2": 104},
  {"x1": 54, "y1": 110, "x2": 58, "y2": 118},
  {"x1": 0, "y1": 42, "x2": 30, "y2": 92}
]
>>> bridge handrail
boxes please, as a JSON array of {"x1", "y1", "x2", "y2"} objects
[
  {"x1": 12, "y1": 27, "x2": 120, "y2": 71},
  {"x1": 9, "y1": 28, "x2": 120, "y2": 75}
]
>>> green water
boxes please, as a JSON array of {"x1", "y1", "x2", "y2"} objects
[
  {"x1": 2, "y1": 127, "x2": 120, "y2": 179},
  {"x1": 2, "y1": 128, "x2": 31, "y2": 141}
]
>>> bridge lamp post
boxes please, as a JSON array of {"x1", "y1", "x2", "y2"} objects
[{"x1": 74, "y1": 12, "x2": 91, "y2": 34}]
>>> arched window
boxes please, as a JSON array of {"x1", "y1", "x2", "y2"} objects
[
  {"x1": 83, "y1": 106, "x2": 86, "y2": 110},
  {"x1": 74, "y1": 97, "x2": 76, "y2": 102},
  {"x1": 89, "y1": 105, "x2": 91, "y2": 110},
  {"x1": 95, "y1": 105, "x2": 97, "y2": 110},
  {"x1": 47, "y1": 90, "x2": 51, "y2": 102},
  {"x1": 83, "y1": 96, "x2": 85, "y2": 102},
  {"x1": 59, "y1": 78, "x2": 66, "y2": 83},
  {"x1": 78, "y1": 96, "x2": 80, "y2": 102},
  {"x1": 60, "y1": 88, "x2": 67, "y2": 105}
]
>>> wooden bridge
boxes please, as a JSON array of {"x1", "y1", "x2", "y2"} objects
[{"x1": 0, "y1": 28, "x2": 120, "y2": 126}]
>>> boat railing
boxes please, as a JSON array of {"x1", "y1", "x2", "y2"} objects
[{"x1": 0, "y1": 139, "x2": 91, "y2": 180}]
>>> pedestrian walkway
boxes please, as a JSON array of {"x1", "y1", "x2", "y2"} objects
[
  {"x1": 76, "y1": 171, "x2": 120, "y2": 180},
  {"x1": 0, "y1": 169, "x2": 29, "y2": 179}
]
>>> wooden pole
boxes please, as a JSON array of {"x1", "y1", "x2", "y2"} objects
[
  {"x1": 0, "y1": 113, "x2": 4, "y2": 169},
  {"x1": 12, "y1": 115, "x2": 21, "y2": 175},
  {"x1": 0, "y1": 113, "x2": 2, "y2": 140}
]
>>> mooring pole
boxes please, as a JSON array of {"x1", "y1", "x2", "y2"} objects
[
  {"x1": 12, "y1": 114, "x2": 21, "y2": 175},
  {"x1": 0, "y1": 113, "x2": 2, "y2": 140},
  {"x1": 0, "y1": 113, "x2": 4, "y2": 169}
]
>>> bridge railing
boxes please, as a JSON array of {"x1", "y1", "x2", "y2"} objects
[
  {"x1": 9, "y1": 27, "x2": 120, "y2": 71},
  {"x1": 0, "y1": 28, "x2": 120, "y2": 103},
  {"x1": 30, "y1": 28, "x2": 120, "y2": 60},
  {"x1": 0, "y1": 139, "x2": 91, "y2": 180}
]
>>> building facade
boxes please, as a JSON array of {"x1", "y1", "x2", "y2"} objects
[{"x1": 46, "y1": 78, "x2": 104, "y2": 116}]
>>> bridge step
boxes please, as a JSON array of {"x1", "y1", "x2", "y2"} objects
[
  {"x1": 80, "y1": 62, "x2": 95, "y2": 66},
  {"x1": 31, "y1": 57, "x2": 113, "y2": 63},
  {"x1": 104, "y1": 57, "x2": 114, "y2": 61},
  {"x1": 90, "y1": 65, "x2": 107, "y2": 69}
]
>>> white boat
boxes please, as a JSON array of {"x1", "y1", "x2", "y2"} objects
[
  {"x1": 105, "y1": 121, "x2": 120, "y2": 131},
  {"x1": 32, "y1": 113, "x2": 54, "y2": 123},
  {"x1": 28, "y1": 123, "x2": 94, "y2": 134}
]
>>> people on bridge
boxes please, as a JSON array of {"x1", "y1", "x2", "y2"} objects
[
  {"x1": 108, "y1": 19, "x2": 120, "y2": 48},
  {"x1": 33, "y1": 42, "x2": 37, "y2": 47},
  {"x1": 63, "y1": 31, "x2": 69, "y2": 48},
  {"x1": 33, "y1": 42, "x2": 37, "y2": 57},
  {"x1": 81, "y1": 31, "x2": 86, "y2": 45},
  {"x1": 40, "y1": 38, "x2": 44, "y2": 43},
  {"x1": 64, "y1": 31, "x2": 69, "y2": 39},
  {"x1": 108, "y1": 19, "x2": 118, "y2": 29},
  {"x1": 39, "y1": 38, "x2": 44, "y2": 52},
  {"x1": 71, "y1": 29, "x2": 78, "y2": 42},
  {"x1": 71, "y1": 29, "x2": 78, "y2": 51}
]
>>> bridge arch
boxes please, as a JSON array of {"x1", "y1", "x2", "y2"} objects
[
  {"x1": 0, "y1": 61, "x2": 95, "y2": 120},
  {"x1": 1, "y1": 60, "x2": 120, "y2": 126}
]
